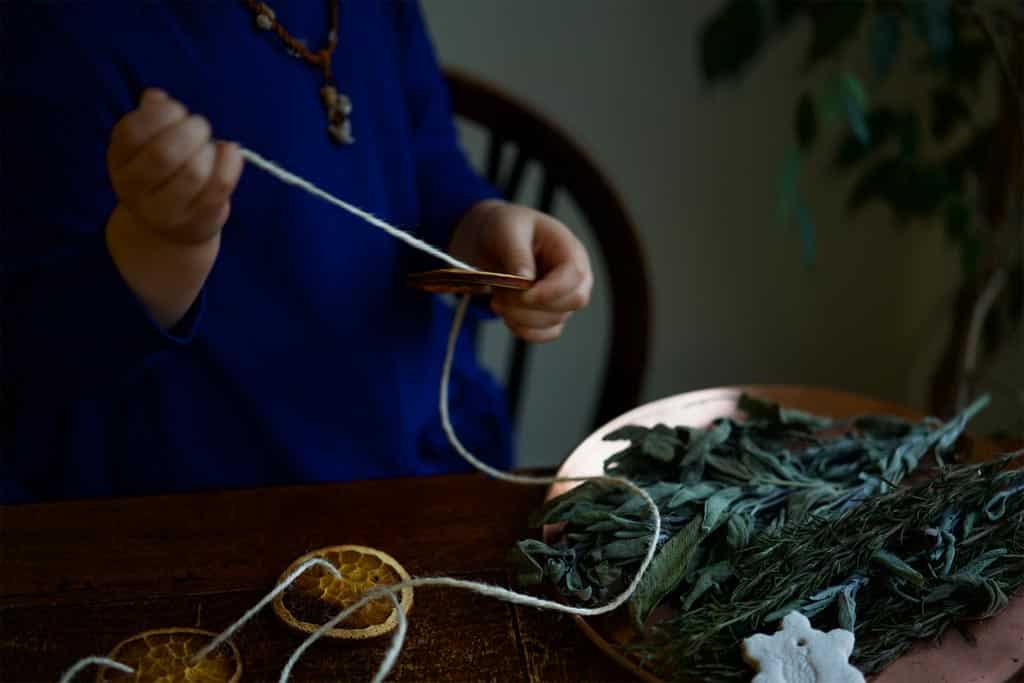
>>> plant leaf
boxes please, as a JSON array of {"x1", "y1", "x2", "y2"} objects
[
  {"x1": 668, "y1": 481, "x2": 721, "y2": 509},
  {"x1": 682, "y1": 420, "x2": 733, "y2": 470},
  {"x1": 911, "y1": 0, "x2": 954, "y2": 61},
  {"x1": 700, "y1": 0, "x2": 763, "y2": 82},
  {"x1": 629, "y1": 515, "x2": 705, "y2": 631},
  {"x1": 778, "y1": 147, "x2": 801, "y2": 226},
  {"x1": 509, "y1": 540, "x2": 572, "y2": 586},
  {"x1": 943, "y1": 195, "x2": 971, "y2": 243},
  {"x1": 931, "y1": 88, "x2": 970, "y2": 141},
  {"x1": 642, "y1": 424, "x2": 685, "y2": 462},
  {"x1": 704, "y1": 486, "x2": 745, "y2": 533},
  {"x1": 795, "y1": 92, "x2": 817, "y2": 151},
  {"x1": 872, "y1": 550, "x2": 925, "y2": 586},
  {"x1": 726, "y1": 512, "x2": 754, "y2": 549},
  {"x1": 841, "y1": 75, "x2": 871, "y2": 146},
  {"x1": 681, "y1": 560, "x2": 734, "y2": 610},
  {"x1": 871, "y1": 12, "x2": 902, "y2": 81},
  {"x1": 805, "y1": 2, "x2": 866, "y2": 66},
  {"x1": 528, "y1": 481, "x2": 608, "y2": 527}
]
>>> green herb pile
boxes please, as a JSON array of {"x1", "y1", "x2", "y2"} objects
[{"x1": 512, "y1": 395, "x2": 1024, "y2": 681}]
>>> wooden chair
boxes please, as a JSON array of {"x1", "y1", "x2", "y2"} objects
[{"x1": 443, "y1": 67, "x2": 650, "y2": 431}]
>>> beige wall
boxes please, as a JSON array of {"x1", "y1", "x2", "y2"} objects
[{"x1": 422, "y1": 0, "x2": 1019, "y2": 467}]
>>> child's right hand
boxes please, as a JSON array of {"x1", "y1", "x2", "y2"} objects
[
  {"x1": 104, "y1": 88, "x2": 244, "y2": 329},
  {"x1": 108, "y1": 88, "x2": 243, "y2": 246}
]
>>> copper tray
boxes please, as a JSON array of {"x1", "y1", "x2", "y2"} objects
[{"x1": 542, "y1": 386, "x2": 1024, "y2": 682}]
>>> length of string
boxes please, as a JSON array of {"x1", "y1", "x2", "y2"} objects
[
  {"x1": 58, "y1": 147, "x2": 661, "y2": 683},
  {"x1": 237, "y1": 148, "x2": 477, "y2": 272}
]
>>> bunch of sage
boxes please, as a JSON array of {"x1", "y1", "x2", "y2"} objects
[
  {"x1": 511, "y1": 395, "x2": 1022, "y2": 680},
  {"x1": 633, "y1": 453, "x2": 1024, "y2": 681}
]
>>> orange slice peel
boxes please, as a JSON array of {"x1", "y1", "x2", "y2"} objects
[
  {"x1": 96, "y1": 627, "x2": 242, "y2": 683},
  {"x1": 273, "y1": 544, "x2": 413, "y2": 640}
]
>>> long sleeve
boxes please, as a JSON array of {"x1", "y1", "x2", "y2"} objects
[
  {"x1": 1, "y1": 1, "x2": 515, "y2": 503},
  {"x1": 1, "y1": 3, "x2": 204, "y2": 400},
  {"x1": 1, "y1": 3, "x2": 207, "y2": 500}
]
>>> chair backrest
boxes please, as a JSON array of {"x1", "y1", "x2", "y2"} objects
[{"x1": 444, "y1": 67, "x2": 651, "y2": 431}]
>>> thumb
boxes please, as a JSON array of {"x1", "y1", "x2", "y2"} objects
[
  {"x1": 504, "y1": 240, "x2": 536, "y2": 280},
  {"x1": 493, "y1": 220, "x2": 536, "y2": 279}
]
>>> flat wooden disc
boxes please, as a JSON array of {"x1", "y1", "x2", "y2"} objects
[{"x1": 406, "y1": 268, "x2": 534, "y2": 295}]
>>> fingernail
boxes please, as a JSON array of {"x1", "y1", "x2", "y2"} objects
[{"x1": 141, "y1": 88, "x2": 167, "y2": 104}]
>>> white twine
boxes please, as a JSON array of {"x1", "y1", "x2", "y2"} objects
[
  {"x1": 57, "y1": 657, "x2": 134, "y2": 683},
  {"x1": 58, "y1": 146, "x2": 660, "y2": 683},
  {"x1": 276, "y1": 294, "x2": 661, "y2": 682},
  {"x1": 191, "y1": 557, "x2": 342, "y2": 662},
  {"x1": 57, "y1": 558, "x2": 342, "y2": 681},
  {"x1": 280, "y1": 590, "x2": 407, "y2": 683},
  {"x1": 237, "y1": 148, "x2": 477, "y2": 272}
]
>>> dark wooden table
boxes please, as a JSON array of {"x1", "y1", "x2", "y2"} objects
[
  {"x1": 3, "y1": 386, "x2": 1021, "y2": 683},
  {"x1": 0, "y1": 473, "x2": 636, "y2": 682}
]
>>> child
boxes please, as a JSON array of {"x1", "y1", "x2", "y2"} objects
[{"x1": 0, "y1": 1, "x2": 592, "y2": 502}]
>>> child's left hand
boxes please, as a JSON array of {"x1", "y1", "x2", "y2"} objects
[{"x1": 449, "y1": 199, "x2": 593, "y2": 342}]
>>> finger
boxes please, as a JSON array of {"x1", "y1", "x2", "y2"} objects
[
  {"x1": 108, "y1": 91, "x2": 187, "y2": 169},
  {"x1": 491, "y1": 217, "x2": 537, "y2": 279},
  {"x1": 516, "y1": 261, "x2": 592, "y2": 312},
  {"x1": 507, "y1": 321, "x2": 565, "y2": 344},
  {"x1": 141, "y1": 88, "x2": 169, "y2": 103},
  {"x1": 188, "y1": 142, "x2": 245, "y2": 214},
  {"x1": 115, "y1": 114, "x2": 211, "y2": 198},
  {"x1": 492, "y1": 285, "x2": 586, "y2": 314},
  {"x1": 492, "y1": 303, "x2": 569, "y2": 330},
  {"x1": 187, "y1": 200, "x2": 233, "y2": 239},
  {"x1": 143, "y1": 142, "x2": 217, "y2": 225},
  {"x1": 459, "y1": 200, "x2": 538, "y2": 277}
]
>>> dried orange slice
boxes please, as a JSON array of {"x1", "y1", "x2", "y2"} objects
[
  {"x1": 272, "y1": 545, "x2": 413, "y2": 640},
  {"x1": 96, "y1": 627, "x2": 241, "y2": 683}
]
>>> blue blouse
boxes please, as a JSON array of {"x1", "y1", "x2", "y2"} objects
[{"x1": 1, "y1": 1, "x2": 512, "y2": 503}]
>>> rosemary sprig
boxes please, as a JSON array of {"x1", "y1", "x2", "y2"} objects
[
  {"x1": 634, "y1": 454, "x2": 1024, "y2": 681},
  {"x1": 511, "y1": 395, "x2": 1023, "y2": 681}
]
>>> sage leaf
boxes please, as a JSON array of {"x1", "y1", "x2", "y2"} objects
[
  {"x1": 765, "y1": 599, "x2": 806, "y2": 624},
  {"x1": 872, "y1": 550, "x2": 925, "y2": 586},
  {"x1": 586, "y1": 561, "x2": 622, "y2": 589},
  {"x1": 603, "y1": 537, "x2": 654, "y2": 561},
  {"x1": 682, "y1": 420, "x2": 732, "y2": 470},
  {"x1": 984, "y1": 483, "x2": 1024, "y2": 520},
  {"x1": 958, "y1": 548, "x2": 1009, "y2": 577},
  {"x1": 667, "y1": 481, "x2": 720, "y2": 509},
  {"x1": 681, "y1": 561, "x2": 733, "y2": 610},
  {"x1": 703, "y1": 486, "x2": 744, "y2": 533},
  {"x1": 936, "y1": 395, "x2": 990, "y2": 456},
  {"x1": 726, "y1": 513, "x2": 753, "y2": 549},
  {"x1": 528, "y1": 481, "x2": 607, "y2": 527},
  {"x1": 642, "y1": 424, "x2": 685, "y2": 462},
  {"x1": 629, "y1": 515, "x2": 705, "y2": 631},
  {"x1": 604, "y1": 425, "x2": 652, "y2": 444},
  {"x1": 509, "y1": 540, "x2": 568, "y2": 586},
  {"x1": 545, "y1": 558, "x2": 566, "y2": 584},
  {"x1": 837, "y1": 586, "x2": 857, "y2": 632}
]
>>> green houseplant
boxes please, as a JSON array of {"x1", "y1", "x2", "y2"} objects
[{"x1": 699, "y1": 0, "x2": 1023, "y2": 428}]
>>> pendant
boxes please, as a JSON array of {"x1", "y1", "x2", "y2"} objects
[{"x1": 321, "y1": 84, "x2": 354, "y2": 145}]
